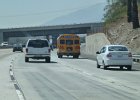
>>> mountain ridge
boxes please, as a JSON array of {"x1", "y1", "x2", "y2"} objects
[{"x1": 44, "y1": 3, "x2": 106, "y2": 25}]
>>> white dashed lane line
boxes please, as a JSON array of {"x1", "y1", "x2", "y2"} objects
[
  {"x1": 14, "y1": 84, "x2": 25, "y2": 100},
  {"x1": 9, "y1": 58, "x2": 26, "y2": 100}
]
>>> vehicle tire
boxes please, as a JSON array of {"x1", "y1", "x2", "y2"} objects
[
  {"x1": 120, "y1": 66, "x2": 123, "y2": 70},
  {"x1": 104, "y1": 66, "x2": 107, "y2": 70},
  {"x1": 73, "y1": 55, "x2": 79, "y2": 58},
  {"x1": 97, "y1": 61, "x2": 100, "y2": 68},
  {"x1": 127, "y1": 65, "x2": 132, "y2": 71},
  {"x1": 103, "y1": 61, "x2": 107, "y2": 70},
  {"x1": 76, "y1": 55, "x2": 79, "y2": 58},
  {"x1": 58, "y1": 55, "x2": 62, "y2": 58},
  {"x1": 45, "y1": 57, "x2": 50, "y2": 63},
  {"x1": 25, "y1": 57, "x2": 29, "y2": 62}
]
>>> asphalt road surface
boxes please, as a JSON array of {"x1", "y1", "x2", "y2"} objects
[{"x1": 12, "y1": 50, "x2": 140, "y2": 100}]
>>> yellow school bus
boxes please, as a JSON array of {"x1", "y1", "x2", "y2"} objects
[{"x1": 57, "y1": 34, "x2": 80, "y2": 58}]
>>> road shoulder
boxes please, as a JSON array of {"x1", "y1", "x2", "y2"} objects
[{"x1": 0, "y1": 52, "x2": 19, "y2": 100}]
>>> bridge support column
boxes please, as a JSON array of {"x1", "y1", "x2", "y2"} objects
[{"x1": 0, "y1": 31, "x2": 3, "y2": 43}]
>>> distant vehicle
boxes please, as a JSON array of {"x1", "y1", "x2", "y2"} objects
[
  {"x1": 13, "y1": 44, "x2": 23, "y2": 52},
  {"x1": 1, "y1": 42, "x2": 8, "y2": 46},
  {"x1": 25, "y1": 39, "x2": 51, "y2": 63},
  {"x1": 96, "y1": 45, "x2": 133, "y2": 70},
  {"x1": 57, "y1": 34, "x2": 80, "y2": 58}
]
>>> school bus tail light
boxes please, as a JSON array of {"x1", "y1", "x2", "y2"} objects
[
  {"x1": 75, "y1": 46, "x2": 80, "y2": 49},
  {"x1": 60, "y1": 46, "x2": 64, "y2": 49}
]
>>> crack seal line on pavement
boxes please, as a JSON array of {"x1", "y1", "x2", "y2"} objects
[
  {"x1": 9, "y1": 58, "x2": 26, "y2": 100},
  {"x1": 59, "y1": 61, "x2": 139, "y2": 93}
]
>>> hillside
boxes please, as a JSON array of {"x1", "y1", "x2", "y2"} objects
[{"x1": 107, "y1": 21, "x2": 140, "y2": 54}]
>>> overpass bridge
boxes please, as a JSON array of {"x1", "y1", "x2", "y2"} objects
[{"x1": 0, "y1": 22, "x2": 104, "y2": 44}]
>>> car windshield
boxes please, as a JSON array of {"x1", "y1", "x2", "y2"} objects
[
  {"x1": 28, "y1": 40, "x2": 49, "y2": 48},
  {"x1": 108, "y1": 46, "x2": 128, "y2": 51}
]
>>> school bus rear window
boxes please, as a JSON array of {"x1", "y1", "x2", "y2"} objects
[
  {"x1": 66, "y1": 40, "x2": 73, "y2": 45},
  {"x1": 60, "y1": 40, "x2": 65, "y2": 44},
  {"x1": 74, "y1": 40, "x2": 79, "y2": 44}
]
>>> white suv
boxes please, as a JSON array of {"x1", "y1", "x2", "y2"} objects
[{"x1": 25, "y1": 39, "x2": 51, "y2": 63}]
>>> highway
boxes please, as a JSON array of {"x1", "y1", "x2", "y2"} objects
[{"x1": 9, "y1": 50, "x2": 140, "y2": 100}]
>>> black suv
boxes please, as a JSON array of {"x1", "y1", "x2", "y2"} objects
[{"x1": 13, "y1": 44, "x2": 23, "y2": 52}]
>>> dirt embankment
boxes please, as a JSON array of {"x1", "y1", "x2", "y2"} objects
[{"x1": 106, "y1": 22, "x2": 140, "y2": 54}]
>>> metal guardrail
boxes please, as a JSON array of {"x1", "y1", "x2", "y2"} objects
[{"x1": 133, "y1": 55, "x2": 140, "y2": 62}]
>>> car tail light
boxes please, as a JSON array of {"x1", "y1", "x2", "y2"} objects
[
  {"x1": 128, "y1": 52, "x2": 132, "y2": 57},
  {"x1": 26, "y1": 48, "x2": 28, "y2": 53},
  {"x1": 107, "y1": 53, "x2": 112, "y2": 58}
]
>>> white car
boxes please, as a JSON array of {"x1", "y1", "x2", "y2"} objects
[
  {"x1": 1, "y1": 42, "x2": 8, "y2": 46},
  {"x1": 96, "y1": 45, "x2": 133, "y2": 70},
  {"x1": 25, "y1": 39, "x2": 51, "y2": 63}
]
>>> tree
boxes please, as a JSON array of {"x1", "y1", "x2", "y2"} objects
[
  {"x1": 104, "y1": 0, "x2": 127, "y2": 23},
  {"x1": 127, "y1": 0, "x2": 132, "y2": 22},
  {"x1": 132, "y1": 0, "x2": 140, "y2": 29},
  {"x1": 104, "y1": 0, "x2": 140, "y2": 29}
]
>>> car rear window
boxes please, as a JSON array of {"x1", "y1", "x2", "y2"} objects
[
  {"x1": 14, "y1": 44, "x2": 22, "y2": 47},
  {"x1": 28, "y1": 40, "x2": 49, "y2": 48},
  {"x1": 108, "y1": 46, "x2": 128, "y2": 51}
]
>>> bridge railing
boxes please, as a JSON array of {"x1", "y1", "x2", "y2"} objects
[{"x1": 87, "y1": 27, "x2": 105, "y2": 36}]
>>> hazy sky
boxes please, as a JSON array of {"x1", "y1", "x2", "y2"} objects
[{"x1": 0, "y1": 0, "x2": 106, "y2": 28}]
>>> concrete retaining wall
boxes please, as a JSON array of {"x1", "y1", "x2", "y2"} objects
[{"x1": 81, "y1": 33, "x2": 110, "y2": 56}]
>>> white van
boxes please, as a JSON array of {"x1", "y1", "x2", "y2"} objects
[{"x1": 25, "y1": 39, "x2": 51, "y2": 63}]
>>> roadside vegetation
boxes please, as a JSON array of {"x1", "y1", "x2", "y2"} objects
[
  {"x1": 104, "y1": 0, "x2": 140, "y2": 54},
  {"x1": 104, "y1": 0, "x2": 140, "y2": 27}
]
